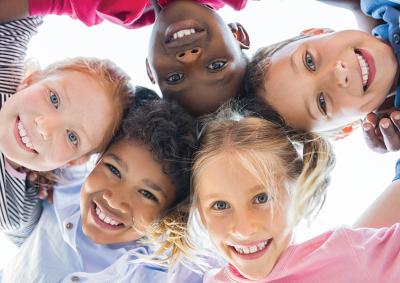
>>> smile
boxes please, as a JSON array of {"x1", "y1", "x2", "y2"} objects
[
  {"x1": 229, "y1": 239, "x2": 272, "y2": 260},
  {"x1": 14, "y1": 117, "x2": 37, "y2": 153},
  {"x1": 355, "y1": 49, "x2": 376, "y2": 91},
  {"x1": 165, "y1": 20, "x2": 206, "y2": 47},
  {"x1": 91, "y1": 201, "x2": 125, "y2": 231}
]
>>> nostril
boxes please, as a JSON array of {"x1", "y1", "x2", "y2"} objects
[
  {"x1": 178, "y1": 52, "x2": 185, "y2": 58},
  {"x1": 345, "y1": 77, "x2": 348, "y2": 83},
  {"x1": 191, "y1": 49, "x2": 198, "y2": 54}
]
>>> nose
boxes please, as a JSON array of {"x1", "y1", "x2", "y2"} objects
[
  {"x1": 231, "y1": 210, "x2": 257, "y2": 240},
  {"x1": 34, "y1": 116, "x2": 57, "y2": 141},
  {"x1": 333, "y1": 60, "x2": 349, "y2": 88},
  {"x1": 176, "y1": 47, "x2": 202, "y2": 63},
  {"x1": 102, "y1": 190, "x2": 130, "y2": 214}
]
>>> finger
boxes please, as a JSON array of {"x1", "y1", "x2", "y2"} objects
[
  {"x1": 365, "y1": 112, "x2": 378, "y2": 127},
  {"x1": 380, "y1": 118, "x2": 400, "y2": 152},
  {"x1": 28, "y1": 172, "x2": 38, "y2": 183},
  {"x1": 362, "y1": 121, "x2": 387, "y2": 153},
  {"x1": 390, "y1": 111, "x2": 400, "y2": 132}
]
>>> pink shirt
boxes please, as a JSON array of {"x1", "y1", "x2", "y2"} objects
[
  {"x1": 29, "y1": 0, "x2": 248, "y2": 29},
  {"x1": 204, "y1": 224, "x2": 400, "y2": 283}
]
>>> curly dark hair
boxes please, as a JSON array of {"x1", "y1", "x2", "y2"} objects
[{"x1": 111, "y1": 97, "x2": 198, "y2": 212}]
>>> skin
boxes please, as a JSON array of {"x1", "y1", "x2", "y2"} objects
[
  {"x1": 80, "y1": 141, "x2": 176, "y2": 245},
  {"x1": 146, "y1": 0, "x2": 249, "y2": 116},
  {"x1": 260, "y1": 30, "x2": 398, "y2": 132},
  {"x1": 196, "y1": 153, "x2": 292, "y2": 280},
  {"x1": 0, "y1": 70, "x2": 115, "y2": 171}
]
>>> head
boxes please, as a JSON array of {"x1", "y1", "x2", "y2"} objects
[
  {"x1": 80, "y1": 98, "x2": 198, "y2": 245},
  {"x1": 246, "y1": 29, "x2": 398, "y2": 133},
  {"x1": 146, "y1": 0, "x2": 250, "y2": 116},
  {"x1": 191, "y1": 100, "x2": 335, "y2": 280},
  {"x1": 0, "y1": 57, "x2": 134, "y2": 171}
]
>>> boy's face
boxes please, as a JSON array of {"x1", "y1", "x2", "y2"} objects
[
  {"x1": 261, "y1": 30, "x2": 398, "y2": 132},
  {"x1": 80, "y1": 141, "x2": 176, "y2": 245},
  {"x1": 0, "y1": 71, "x2": 114, "y2": 171},
  {"x1": 147, "y1": 1, "x2": 248, "y2": 116},
  {"x1": 197, "y1": 153, "x2": 292, "y2": 280}
]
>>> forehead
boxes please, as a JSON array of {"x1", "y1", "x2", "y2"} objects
[{"x1": 45, "y1": 71, "x2": 115, "y2": 151}]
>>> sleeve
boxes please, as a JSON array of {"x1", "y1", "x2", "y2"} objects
[
  {"x1": 28, "y1": 0, "x2": 155, "y2": 29},
  {"x1": 346, "y1": 224, "x2": 400, "y2": 282},
  {"x1": 0, "y1": 17, "x2": 43, "y2": 246}
]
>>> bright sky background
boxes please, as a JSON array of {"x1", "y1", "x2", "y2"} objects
[{"x1": 0, "y1": 0, "x2": 398, "y2": 269}]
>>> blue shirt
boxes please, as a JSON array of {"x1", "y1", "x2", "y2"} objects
[
  {"x1": 361, "y1": 0, "x2": 400, "y2": 107},
  {"x1": 0, "y1": 168, "x2": 206, "y2": 282}
]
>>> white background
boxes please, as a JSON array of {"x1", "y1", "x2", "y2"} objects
[{"x1": 0, "y1": 0, "x2": 398, "y2": 268}]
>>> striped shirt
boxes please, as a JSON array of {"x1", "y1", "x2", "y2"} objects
[{"x1": 0, "y1": 17, "x2": 43, "y2": 246}]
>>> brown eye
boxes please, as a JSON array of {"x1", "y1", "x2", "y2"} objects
[
  {"x1": 166, "y1": 73, "x2": 184, "y2": 84},
  {"x1": 207, "y1": 60, "x2": 227, "y2": 72}
]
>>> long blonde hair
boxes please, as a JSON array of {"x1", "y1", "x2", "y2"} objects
[{"x1": 152, "y1": 99, "x2": 335, "y2": 266}]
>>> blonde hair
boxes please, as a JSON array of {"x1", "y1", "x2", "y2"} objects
[
  {"x1": 153, "y1": 99, "x2": 335, "y2": 265},
  {"x1": 29, "y1": 57, "x2": 135, "y2": 152}
]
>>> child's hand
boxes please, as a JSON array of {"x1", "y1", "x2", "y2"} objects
[
  {"x1": 25, "y1": 171, "x2": 55, "y2": 204},
  {"x1": 362, "y1": 111, "x2": 400, "y2": 153}
]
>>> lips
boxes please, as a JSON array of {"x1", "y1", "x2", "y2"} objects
[
  {"x1": 90, "y1": 201, "x2": 126, "y2": 231},
  {"x1": 355, "y1": 49, "x2": 376, "y2": 91},
  {"x1": 14, "y1": 117, "x2": 37, "y2": 154},
  {"x1": 164, "y1": 20, "x2": 206, "y2": 48}
]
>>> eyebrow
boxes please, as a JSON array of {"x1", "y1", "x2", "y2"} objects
[
  {"x1": 143, "y1": 179, "x2": 168, "y2": 199},
  {"x1": 108, "y1": 153, "x2": 128, "y2": 171},
  {"x1": 201, "y1": 185, "x2": 266, "y2": 201},
  {"x1": 290, "y1": 51, "x2": 300, "y2": 74}
]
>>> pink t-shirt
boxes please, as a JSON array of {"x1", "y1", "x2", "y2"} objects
[
  {"x1": 29, "y1": 0, "x2": 248, "y2": 29},
  {"x1": 204, "y1": 224, "x2": 400, "y2": 283}
]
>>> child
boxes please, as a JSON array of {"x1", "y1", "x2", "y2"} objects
[
  {"x1": 0, "y1": 17, "x2": 134, "y2": 245},
  {"x1": 162, "y1": 100, "x2": 400, "y2": 282},
  {"x1": 0, "y1": 0, "x2": 251, "y2": 116},
  {"x1": 1, "y1": 97, "x2": 202, "y2": 282}
]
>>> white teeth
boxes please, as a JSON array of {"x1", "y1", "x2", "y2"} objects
[
  {"x1": 172, "y1": 28, "x2": 197, "y2": 40},
  {"x1": 356, "y1": 53, "x2": 369, "y2": 87},
  {"x1": 18, "y1": 121, "x2": 35, "y2": 150},
  {"x1": 233, "y1": 240, "x2": 269, "y2": 255},
  {"x1": 95, "y1": 205, "x2": 122, "y2": 226}
]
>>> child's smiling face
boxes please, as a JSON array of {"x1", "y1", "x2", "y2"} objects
[
  {"x1": 260, "y1": 30, "x2": 398, "y2": 132},
  {"x1": 196, "y1": 152, "x2": 292, "y2": 280},
  {"x1": 0, "y1": 70, "x2": 115, "y2": 171},
  {"x1": 80, "y1": 140, "x2": 176, "y2": 245},
  {"x1": 146, "y1": 0, "x2": 248, "y2": 116}
]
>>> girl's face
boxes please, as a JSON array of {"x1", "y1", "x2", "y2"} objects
[
  {"x1": 261, "y1": 30, "x2": 398, "y2": 132},
  {"x1": 0, "y1": 70, "x2": 115, "y2": 171},
  {"x1": 196, "y1": 152, "x2": 292, "y2": 280},
  {"x1": 80, "y1": 140, "x2": 176, "y2": 245}
]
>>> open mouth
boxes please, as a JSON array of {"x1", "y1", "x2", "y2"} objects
[
  {"x1": 355, "y1": 49, "x2": 376, "y2": 92},
  {"x1": 90, "y1": 201, "x2": 126, "y2": 231},
  {"x1": 14, "y1": 117, "x2": 37, "y2": 154},
  {"x1": 229, "y1": 239, "x2": 273, "y2": 260},
  {"x1": 165, "y1": 20, "x2": 206, "y2": 47}
]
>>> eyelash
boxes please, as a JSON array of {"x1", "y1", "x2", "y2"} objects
[
  {"x1": 304, "y1": 51, "x2": 316, "y2": 72},
  {"x1": 211, "y1": 201, "x2": 230, "y2": 210},
  {"x1": 67, "y1": 130, "x2": 79, "y2": 147},
  {"x1": 139, "y1": 189, "x2": 158, "y2": 203},
  {"x1": 207, "y1": 60, "x2": 227, "y2": 72},
  {"x1": 49, "y1": 89, "x2": 60, "y2": 109},
  {"x1": 166, "y1": 73, "x2": 184, "y2": 84},
  {"x1": 254, "y1": 193, "x2": 269, "y2": 204},
  {"x1": 105, "y1": 163, "x2": 121, "y2": 178},
  {"x1": 318, "y1": 93, "x2": 328, "y2": 116}
]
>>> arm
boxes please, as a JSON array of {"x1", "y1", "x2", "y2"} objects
[
  {"x1": 0, "y1": 0, "x2": 29, "y2": 23},
  {"x1": 353, "y1": 160, "x2": 400, "y2": 228}
]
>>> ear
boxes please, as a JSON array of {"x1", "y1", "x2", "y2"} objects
[
  {"x1": 228, "y1": 22, "x2": 250, "y2": 50},
  {"x1": 145, "y1": 58, "x2": 156, "y2": 84},
  {"x1": 16, "y1": 71, "x2": 40, "y2": 92},
  {"x1": 66, "y1": 154, "x2": 91, "y2": 167},
  {"x1": 300, "y1": 28, "x2": 334, "y2": 36}
]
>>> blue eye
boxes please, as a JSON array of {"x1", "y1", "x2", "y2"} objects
[
  {"x1": 211, "y1": 201, "x2": 230, "y2": 210},
  {"x1": 67, "y1": 130, "x2": 78, "y2": 146},
  {"x1": 166, "y1": 73, "x2": 184, "y2": 84},
  {"x1": 254, "y1": 193, "x2": 269, "y2": 204},
  {"x1": 318, "y1": 92, "x2": 327, "y2": 116},
  {"x1": 49, "y1": 90, "x2": 60, "y2": 109},
  {"x1": 207, "y1": 60, "x2": 227, "y2": 72},
  {"x1": 139, "y1": 189, "x2": 158, "y2": 202},
  {"x1": 105, "y1": 163, "x2": 121, "y2": 178},
  {"x1": 304, "y1": 51, "x2": 316, "y2": 72}
]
